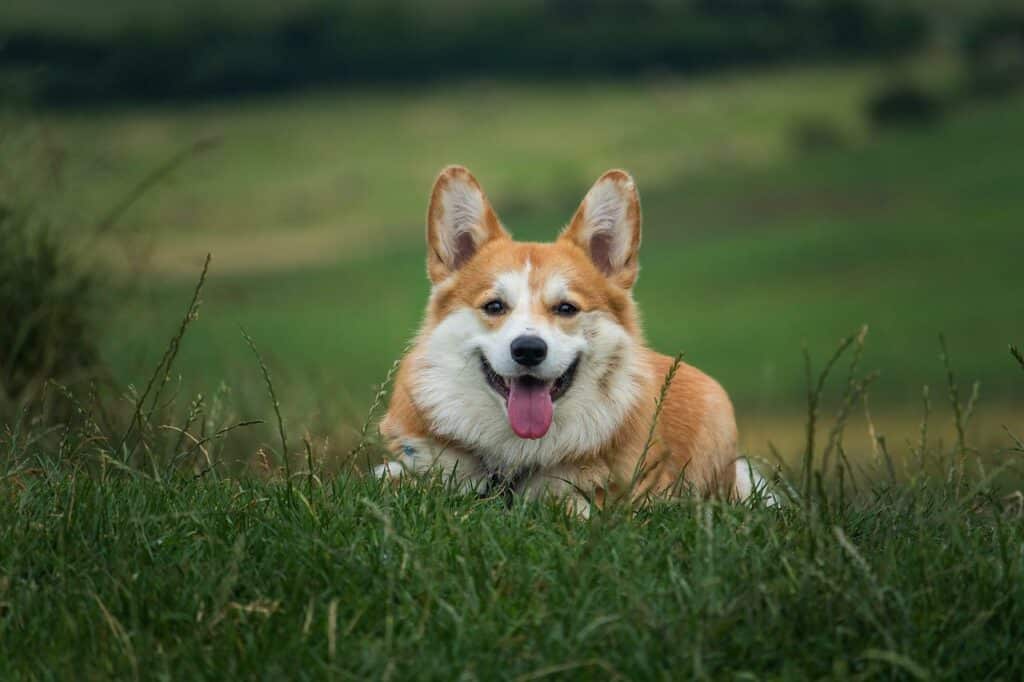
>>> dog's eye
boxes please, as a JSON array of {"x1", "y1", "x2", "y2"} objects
[
  {"x1": 482, "y1": 299, "x2": 506, "y2": 316},
  {"x1": 554, "y1": 302, "x2": 579, "y2": 317}
]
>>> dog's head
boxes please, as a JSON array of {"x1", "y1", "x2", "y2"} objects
[{"x1": 411, "y1": 166, "x2": 645, "y2": 462}]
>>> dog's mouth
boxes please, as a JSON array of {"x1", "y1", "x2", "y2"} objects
[{"x1": 481, "y1": 354, "x2": 580, "y2": 440}]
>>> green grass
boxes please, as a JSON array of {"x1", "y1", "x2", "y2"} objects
[
  {"x1": 4, "y1": 63, "x2": 1022, "y2": 451},
  {"x1": 2, "y1": 264, "x2": 1022, "y2": 679},
  {"x1": 23, "y1": 68, "x2": 877, "y2": 250},
  {"x1": 88, "y1": 91, "x2": 1022, "y2": 428},
  {"x1": 3, "y1": 61, "x2": 1024, "y2": 679},
  {"x1": 3, "y1": 450, "x2": 1023, "y2": 679}
]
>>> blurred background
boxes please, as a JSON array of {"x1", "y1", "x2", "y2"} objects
[{"x1": 2, "y1": 0, "x2": 1022, "y2": 464}]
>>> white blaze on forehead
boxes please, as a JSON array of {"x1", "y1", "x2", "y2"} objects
[
  {"x1": 494, "y1": 260, "x2": 532, "y2": 309},
  {"x1": 412, "y1": 247, "x2": 642, "y2": 471}
]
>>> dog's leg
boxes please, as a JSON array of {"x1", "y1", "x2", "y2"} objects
[
  {"x1": 374, "y1": 437, "x2": 490, "y2": 495},
  {"x1": 734, "y1": 457, "x2": 778, "y2": 506},
  {"x1": 517, "y1": 465, "x2": 595, "y2": 517}
]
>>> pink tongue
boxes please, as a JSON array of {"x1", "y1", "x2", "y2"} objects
[{"x1": 507, "y1": 378, "x2": 553, "y2": 439}]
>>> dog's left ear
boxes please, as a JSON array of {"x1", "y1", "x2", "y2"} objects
[{"x1": 560, "y1": 169, "x2": 641, "y2": 289}]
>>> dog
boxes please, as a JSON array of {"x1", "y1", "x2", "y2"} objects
[{"x1": 375, "y1": 166, "x2": 768, "y2": 513}]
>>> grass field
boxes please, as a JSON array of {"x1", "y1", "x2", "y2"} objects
[
  {"x1": 2, "y1": 326, "x2": 1023, "y2": 678},
  {"x1": 3, "y1": 422, "x2": 1024, "y2": 679},
  {"x1": 3, "y1": 60, "x2": 1024, "y2": 679},
  {"x1": 8, "y1": 63, "x2": 1019, "y2": 458}
]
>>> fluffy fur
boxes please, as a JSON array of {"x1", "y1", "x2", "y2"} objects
[{"x1": 377, "y1": 166, "x2": 766, "y2": 512}]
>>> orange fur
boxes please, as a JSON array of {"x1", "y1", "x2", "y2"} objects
[{"x1": 380, "y1": 166, "x2": 740, "y2": 508}]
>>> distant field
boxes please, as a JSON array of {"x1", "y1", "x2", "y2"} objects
[
  {"x1": 5, "y1": 64, "x2": 1021, "y2": 456},
  {"x1": 20, "y1": 67, "x2": 882, "y2": 271}
]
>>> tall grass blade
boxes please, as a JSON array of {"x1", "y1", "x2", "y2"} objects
[
  {"x1": 241, "y1": 327, "x2": 292, "y2": 500},
  {"x1": 802, "y1": 329, "x2": 860, "y2": 505},
  {"x1": 938, "y1": 334, "x2": 968, "y2": 497},
  {"x1": 1010, "y1": 344, "x2": 1024, "y2": 372},
  {"x1": 349, "y1": 352, "x2": 405, "y2": 471},
  {"x1": 628, "y1": 352, "x2": 683, "y2": 499},
  {"x1": 118, "y1": 254, "x2": 210, "y2": 459}
]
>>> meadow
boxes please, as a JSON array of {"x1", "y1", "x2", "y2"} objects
[
  {"x1": 2, "y1": 61, "x2": 1024, "y2": 679},
  {"x1": 8, "y1": 61, "x2": 1020, "y2": 458},
  {"x1": 3, "y1": 459, "x2": 1023, "y2": 679},
  {"x1": 3, "y1": 333, "x2": 1023, "y2": 677}
]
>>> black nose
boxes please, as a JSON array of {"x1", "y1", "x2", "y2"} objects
[{"x1": 510, "y1": 335, "x2": 547, "y2": 367}]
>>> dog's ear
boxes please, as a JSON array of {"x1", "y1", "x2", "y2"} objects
[
  {"x1": 426, "y1": 166, "x2": 509, "y2": 283},
  {"x1": 560, "y1": 169, "x2": 641, "y2": 289}
]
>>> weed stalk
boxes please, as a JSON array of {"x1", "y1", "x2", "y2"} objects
[
  {"x1": 241, "y1": 327, "x2": 292, "y2": 501},
  {"x1": 117, "y1": 254, "x2": 210, "y2": 461}
]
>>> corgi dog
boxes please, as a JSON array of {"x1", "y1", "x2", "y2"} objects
[{"x1": 377, "y1": 166, "x2": 767, "y2": 512}]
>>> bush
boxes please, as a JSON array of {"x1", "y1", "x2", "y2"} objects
[
  {"x1": 0, "y1": 0, "x2": 931, "y2": 106},
  {"x1": 865, "y1": 81, "x2": 945, "y2": 129},
  {"x1": 0, "y1": 205, "x2": 100, "y2": 413}
]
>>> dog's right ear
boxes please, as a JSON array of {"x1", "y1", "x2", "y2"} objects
[{"x1": 426, "y1": 166, "x2": 508, "y2": 283}]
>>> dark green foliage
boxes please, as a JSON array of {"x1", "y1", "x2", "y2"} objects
[
  {"x1": 0, "y1": 0, "x2": 929, "y2": 106},
  {"x1": 0, "y1": 207, "x2": 98, "y2": 411},
  {"x1": 0, "y1": 132, "x2": 211, "y2": 424},
  {"x1": 866, "y1": 80, "x2": 945, "y2": 128},
  {"x1": 963, "y1": 9, "x2": 1024, "y2": 96}
]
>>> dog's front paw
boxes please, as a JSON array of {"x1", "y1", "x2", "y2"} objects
[{"x1": 373, "y1": 460, "x2": 406, "y2": 480}]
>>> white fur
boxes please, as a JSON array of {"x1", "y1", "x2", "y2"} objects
[
  {"x1": 373, "y1": 436, "x2": 490, "y2": 494},
  {"x1": 578, "y1": 177, "x2": 636, "y2": 271},
  {"x1": 519, "y1": 465, "x2": 593, "y2": 517},
  {"x1": 482, "y1": 264, "x2": 583, "y2": 382},
  {"x1": 434, "y1": 177, "x2": 489, "y2": 270},
  {"x1": 542, "y1": 273, "x2": 570, "y2": 304},
  {"x1": 373, "y1": 461, "x2": 405, "y2": 479},
  {"x1": 409, "y1": 264, "x2": 645, "y2": 475},
  {"x1": 734, "y1": 458, "x2": 778, "y2": 506}
]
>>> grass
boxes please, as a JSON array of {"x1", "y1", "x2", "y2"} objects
[
  {"x1": 2, "y1": 61, "x2": 1023, "y2": 676},
  {"x1": 3, "y1": 366, "x2": 1023, "y2": 678},
  {"x1": 21, "y1": 68, "x2": 879, "y2": 259},
  {"x1": 2, "y1": 62, "x2": 1020, "y2": 449},
  {"x1": 6, "y1": 63, "x2": 1019, "y2": 455},
  {"x1": 1, "y1": 475, "x2": 1021, "y2": 679},
  {"x1": 2, "y1": 253, "x2": 1021, "y2": 679}
]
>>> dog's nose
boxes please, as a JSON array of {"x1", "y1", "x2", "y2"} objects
[{"x1": 510, "y1": 335, "x2": 547, "y2": 367}]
